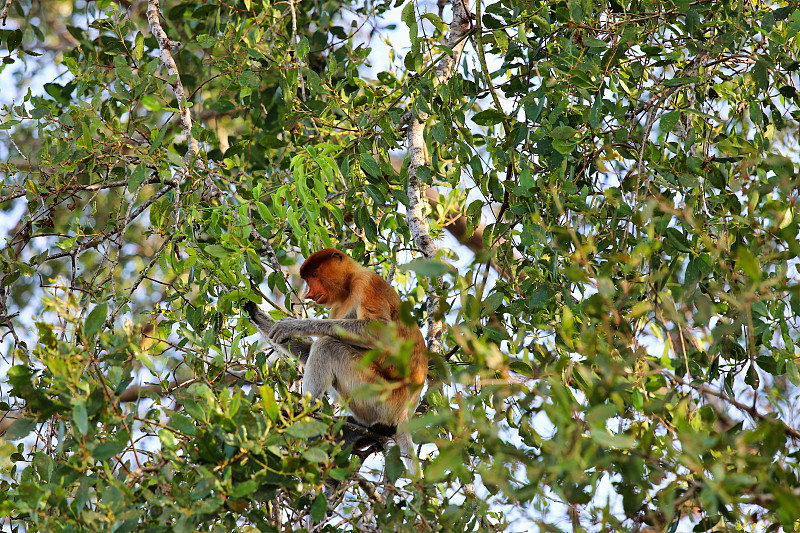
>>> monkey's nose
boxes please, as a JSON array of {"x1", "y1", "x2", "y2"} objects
[{"x1": 303, "y1": 286, "x2": 323, "y2": 303}]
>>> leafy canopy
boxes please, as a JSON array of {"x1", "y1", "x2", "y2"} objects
[{"x1": 1, "y1": 0, "x2": 800, "y2": 530}]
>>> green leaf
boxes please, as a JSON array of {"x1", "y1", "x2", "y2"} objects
[
  {"x1": 663, "y1": 76, "x2": 702, "y2": 87},
  {"x1": 779, "y1": 85, "x2": 798, "y2": 99},
  {"x1": 401, "y1": 1, "x2": 418, "y2": 41},
  {"x1": 84, "y1": 302, "x2": 108, "y2": 340},
  {"x1": 286, "y1": 419, "x2": 328, "y2": 439},
  {"x1": 493, "y1": 29, "x2": 509, "y2": 52},
  {"x1": 415, "y1": 165, "x2": 432, "y2": 183},
  {"x1": 384, "y1": 445, "x2": 405, "y2": 482},
  {"x1": 399, "y1": 258, "x2": 454, "y2": 277},
  {"x1": 736, "y1": 247, "x2": 761, "y2": 281},
  {"x1": 92, "y1": 439, "x2": 127, "y2": 461},
  {"x1": 426, "y1": 444, "x2": 461, "y2": 482},
  {"x1": 404, "y1": 49, "x2": 423, "y2": 72},
  {"x1": 302, "y1": 447, "x2": 328, "y2": 463},
  {"x1": 528, "y1": 285, "x2": 556, "y2": 309},
  {"x1": 238, "y1": 70, "x2": 259, "y2": 87},
  {"x1": 588, "y1": 95, "x2": 603, "y2": 129},
  {"x1": 4, "y1": 29, "x2": 22, "y2": 52},
  {"x1": 660, "y1": 110, "x2": 680, "y2": 134},
  {"x1": 509, "y1": 360, "x2": 533, "y2": 377},
  {"x1": 359, "y1": 152, "x2": 381, "y2": 178},
  {"x1": 44, "y1": 83, "x2": 70, "y2": 105},
  {"x1": 568, "y1": 0, "x2": 584, "y2": 22},
  {"x1": 392, "y1": 188, "x2": 410, "y2": 207},
  {"x1": 73, "y1": 401, "x2": 88, "y2": 436},
  {"x1": 472, "y1": 109, "x2": 506, "y2": 126},
  {"x1": 140, "y1": 95, "x2": 161, "y2": 111},
  {"x1": 592, "y1": 429, "x2": 635, "y2": 449},
  {"x1": 761, "y1": 11, "x2": 775, "y2": 32},
  {"x1": 787, "y1": 362, "x2": 800, "y2": 387},
  {"x1": 718, "y1": 136, "x2": 756, "y2": 155},
  {"x1": 3, "y1": 416, "x2": 36, "y2": 441},
  {"x1": 259, "y1": 385, "x2": 279, "y2": 421},
  {"x1": 159, "y1": 428, "x2": 176, "y2": 449},
  {"x1": 129, "y1": 165, "x2": 148, "y2": 193},
  {"x1": 753, "y1": 59, "x2": 769, "y2": 91},
  {"x1": 665, "y1": 228, "x2": 691, "y2": 252},
  {"x1": 134, "y1": 32, "x2": 144, "y2": 61},
  {"x1": 310, "y1": 494, "x2": 327, "y2": 523},
  {"x1": 745, "y1": 361, "x2": 760, "y2": 389},
  {"x1": 14, "y1": 262, "x2": 33, "y2": 277},
  {"x1": 524, "y1": 97, "x2": 544, "y2": 123},
  {"x1": 582, "y1": 37, "x2": 608, "y2": 48},
  {"x1": 168, "y1": 413, "x2": 197, "y2": 436},
  {"x1": 204, "y1": 245, "x2": 228, "y2": 259},
  {"x1": 484, "y1": 291, "x2": 504, "y2": 310},
  {"x1": 134, "y1": 351, "x2": 157, "y2": 373},
  {"x1": 685, "y1": 8, "x2": 700, "y2": 34},
  {"x1": 552, "y1": 138, "x2": 578, "y2": 154},
  {"x1": 365, "y1": 184, "x2": 385, "y2": 204},
  {"x1": 73, "y1": 478, "x2": 91, "y2": 513},
  {"x1": 256, "y1": 201, "x2": 275, "y2": 224},
  {"x1": 550, "y1": 125, "x2": 578, "y2": 140},
  {"x1": 231, "y1": 479, "x2": 259, "y2": 499},
  {"x1": 297, "y1": 36, "x2": 310, "y2": 58}
]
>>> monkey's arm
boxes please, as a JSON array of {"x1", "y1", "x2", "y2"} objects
[
  {"x1": 268, "y1": 318, "x2": 378, "y2": 349},
  {"x1": 243, "y1": 301, "x2": 312, "y2": 363}
]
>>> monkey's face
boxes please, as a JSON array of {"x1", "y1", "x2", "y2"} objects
[
  {"x1": 299, "y1": 250, "x2": 350, "y2": 307},
  {"x1": 303, "y1": 274, "x2": 330, "y2": 305}
]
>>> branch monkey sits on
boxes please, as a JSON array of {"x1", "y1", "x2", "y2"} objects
[{"x1": 246, "y1": 248, "x2": 428, "y2": 473}]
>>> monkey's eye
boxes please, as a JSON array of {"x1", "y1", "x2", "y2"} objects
[{"x1": 311, "y1": 272, "x2": 317, "y2": 278}]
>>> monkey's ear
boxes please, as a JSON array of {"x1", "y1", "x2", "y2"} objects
[{"x1": 332, "y1": 251, "x2": 342, "y2": 259}]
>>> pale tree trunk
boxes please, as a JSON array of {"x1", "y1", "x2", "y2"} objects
[{"x1": 405, "y1": 0, "x2": 472, "y2": 353}]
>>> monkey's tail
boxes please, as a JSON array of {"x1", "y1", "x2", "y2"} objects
[
  {"x1": 394, "y1": 431, "x2": 421, "y2": 477},
  {"x1": 243, "y1": 300, "x2": 271, "y2": 336}
]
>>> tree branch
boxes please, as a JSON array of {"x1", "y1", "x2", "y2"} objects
[
  {"x1": 146, "y1": 0, "x2": 199, "y2": 168},
  {"x1": 0, "y1": 0, "x2": 13, "y2": 26},
  {"x1": 405, "y1": 0, "x2": 472, "y2": 354},
  {"x1": 661, "y1": 367, "x2": 800, "y2": 441}
]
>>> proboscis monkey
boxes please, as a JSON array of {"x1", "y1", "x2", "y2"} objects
[{"x1": 245, "y1": 248, "x2": 427, "y2": 472}]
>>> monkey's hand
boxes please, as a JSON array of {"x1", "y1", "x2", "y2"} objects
[{"x1": 267, "y1": 318, "x2": 303, "y2": 345}]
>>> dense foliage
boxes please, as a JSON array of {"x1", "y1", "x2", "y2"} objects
[{"x1": 1, "y1": 0, "x2": 800, "y2": 530}]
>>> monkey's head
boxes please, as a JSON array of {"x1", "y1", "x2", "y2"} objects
[{"x1": 299, "y1": 248, "x2": 354, "y2": 306}]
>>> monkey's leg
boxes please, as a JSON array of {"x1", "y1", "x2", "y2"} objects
[
  {"x1": 287, "y1": 339, "x2": 312, "y2": 364},
  {"x1": 303, "y1": 336, "x2": 362, "y2": 401}
]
